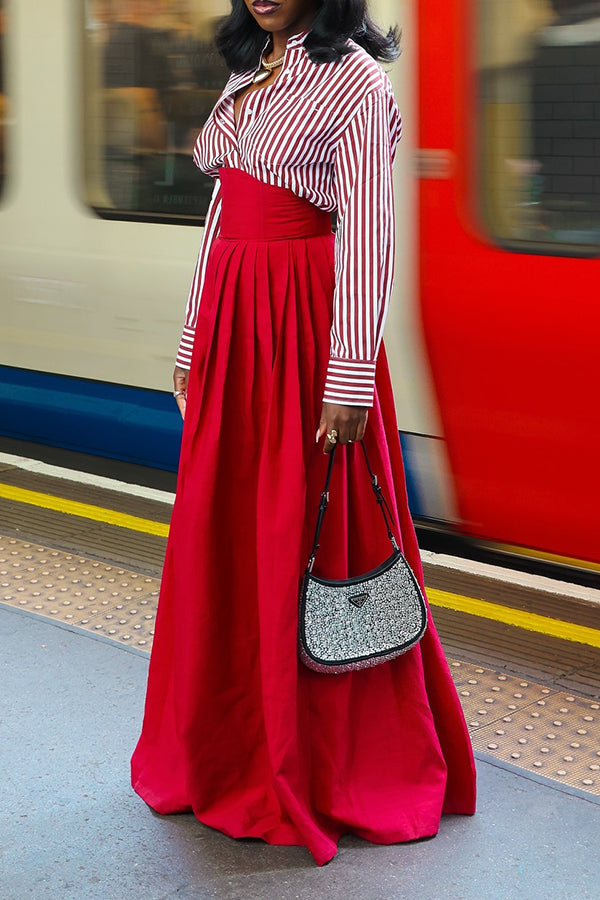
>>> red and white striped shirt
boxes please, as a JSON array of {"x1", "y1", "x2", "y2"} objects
[{"x1": 177, "y1": 30, "x2": 402, "y2": 406}]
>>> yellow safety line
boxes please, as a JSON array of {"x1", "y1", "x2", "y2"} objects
[
  {"x1": 0, "y1": 484, "x2": 169, "y2": 538},
  {"x1": 2, "y1": 483, "x2": 599, "y2": 647},
  {"x1": 428, "y1": 588, "x2": 600, "y2": 649}
]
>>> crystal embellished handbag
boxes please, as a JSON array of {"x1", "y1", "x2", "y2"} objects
[{"x1": 299, "y1": 442, "x2": 427, "y2": 673}]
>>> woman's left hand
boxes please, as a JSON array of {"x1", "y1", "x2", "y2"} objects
[
  {"x1": 173, "y1": 366, "x2": 188, "y2": 420},
  {"x1": 317, "y1": 402, "x2": 368, "y2": 455}
]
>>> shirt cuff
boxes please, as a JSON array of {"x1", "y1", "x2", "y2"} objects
[
  {"x1": 322, "y1": 358, "x2": 377, "y2": 407},
  {"x1": 175, "y1": 326, "x2": 195, "y2": 369}
]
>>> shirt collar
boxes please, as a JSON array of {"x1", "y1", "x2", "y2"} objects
[
  {"x1": 260, "y1": 29, "x2": 309, "y2": 53},
  {"x1": 287, "y1": 30, "x2": 310, "y2": 48}
]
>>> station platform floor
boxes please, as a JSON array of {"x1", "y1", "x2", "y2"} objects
[
  {"x1": 2, "y1": 446, "x2": 600, "y2": 899},
  {"x1": 3, "y1": 603, "x2": 600, "y2": 900}
]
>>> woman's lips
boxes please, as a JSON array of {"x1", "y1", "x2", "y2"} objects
[{"x1": 252, "y1": 1, "x2": 280, "y2": 14}]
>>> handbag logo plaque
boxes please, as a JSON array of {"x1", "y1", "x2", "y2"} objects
[
  {"x1": 299, "y1": 442, "x2": 427, "y2": 674},
  {"x1": 348, "y1": 592, "x2": 368, "y2": 608}
]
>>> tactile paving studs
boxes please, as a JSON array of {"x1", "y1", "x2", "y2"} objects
[
  {"x1": 449, "y1": 660, "x2": 489, "y2": 686},
  {"x1": 86, "y1": 598, "x2": 157, "y2": 648},
  {"x1": 452, "y1": 665, "x2": 555, "y2": 731},
  {"x1": 0, "y1": 538, "x2": 51, "y2": 589},
  {"x1": 472, "y1": 693, "x2": 600, "y2": 795},
  {"x1": 0, "y1": 535, "x2": 159, "y2": 650}
]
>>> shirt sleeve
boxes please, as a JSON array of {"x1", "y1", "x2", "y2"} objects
[
  {"x1": 175, "y1": 176, "x2": 222, "y2": 369},
  {"x1": 324, "y1": 87, "x2": 402, "y2": 407}
]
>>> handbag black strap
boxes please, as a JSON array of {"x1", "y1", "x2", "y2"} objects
[{"x1": 306, "y1": 442, "x2": 400, "y2": 574}]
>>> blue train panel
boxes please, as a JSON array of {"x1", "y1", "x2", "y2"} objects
[
  {"x1": 0, "y1": 366, "x2": 427, "y2": 518},
  {"x1": 0, "y1": 366, "x2": 182, "y2": 471}
]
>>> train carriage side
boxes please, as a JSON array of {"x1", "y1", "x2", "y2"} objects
[{"x1": 417, "y1": 0, "x2": 600, "y2": 566}]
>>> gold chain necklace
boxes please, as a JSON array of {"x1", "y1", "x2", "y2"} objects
[{"x1": 253, "y1": 51, "x2": 285, "y2": 84}]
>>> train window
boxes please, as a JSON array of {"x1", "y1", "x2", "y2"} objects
[
  {"x1": 82, "y1": 1, "x2": 230, "y2": 223},
  {"x1": 478, "y1": 1, "x2": 600, "y2": 252}
]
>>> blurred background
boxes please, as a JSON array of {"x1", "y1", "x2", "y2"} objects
[{"x1": 0, "y1": 0, "x2": 599, "y2": 571}]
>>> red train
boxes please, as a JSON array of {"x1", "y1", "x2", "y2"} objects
[{"x1": 417, "y1": 0, "x2": 600, "y2": 568}]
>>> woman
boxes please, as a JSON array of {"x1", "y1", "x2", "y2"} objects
[{"x1": 131, "y1": 0, "x2": 476, "y2": 866}]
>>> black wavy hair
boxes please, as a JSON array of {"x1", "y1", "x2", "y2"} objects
[{"x1": 215, "y1": 0, "x2": 401, "y2": 72}]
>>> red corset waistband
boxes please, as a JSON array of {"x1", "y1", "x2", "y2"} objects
[{"x1": 218, "y1": 167, "x2": 332, "y2": 240}]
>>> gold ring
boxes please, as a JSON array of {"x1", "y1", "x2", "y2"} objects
[{"x1": 326, "y1": 430, "x2": 338, "y2": 444}]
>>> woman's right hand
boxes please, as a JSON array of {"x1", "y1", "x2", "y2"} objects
[{"x1": 173, "y1": 366, "x2": 188, "y2": 419}]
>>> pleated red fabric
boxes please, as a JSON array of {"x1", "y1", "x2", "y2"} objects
[{"x1": 131, "y1": 168, "x2": 476, "y2": 866}]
